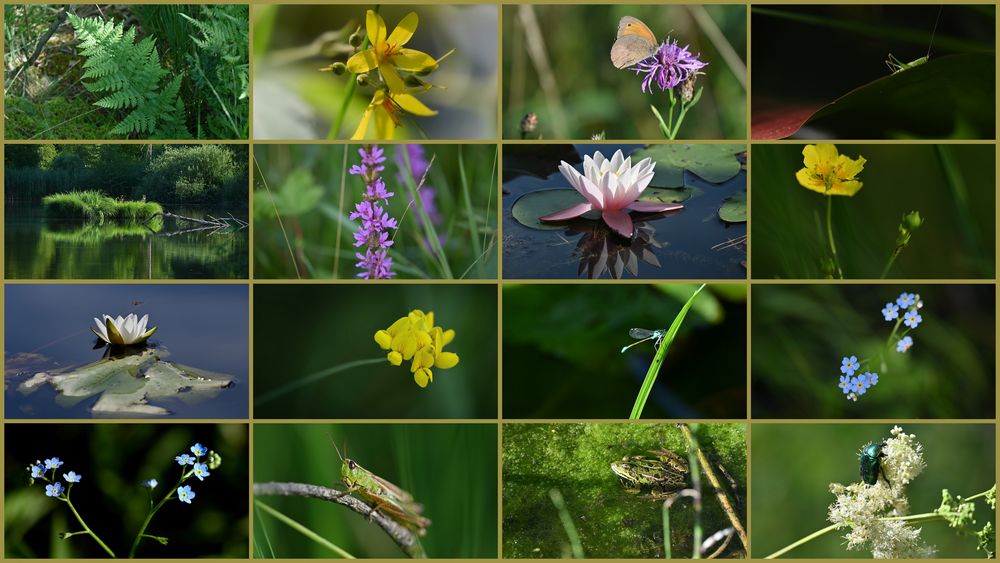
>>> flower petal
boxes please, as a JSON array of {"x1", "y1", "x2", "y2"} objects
[
  {"x1": 366, "y1": 10, "x2": 387, "y2": 49},
  {"x1": 374, "y1": 104, "x2": 394, "y2": 139},
  {"x1": 626, "y1": 201, "x2": 684, "y2": 213},
  {"x1": 539, "y1": 202, "x2": 594, "y2": 222},
  {"x1": 393, "y1": 93, "x2": 437, "y2": 116},
  {"x1": 351, "y1": 103, "x2": 376, "y2": 140},
  {"x1": 105, "y1": 317, "x2": 127, "y2": 346},
  {"x1": 829, "y1": 180, "x2": 863, "y2": 197},
  {"x1": 385, "y1": 12, "x2": 419, "y2": 48},
  {"x1": 379, "y1": 62, "x2": 406, "y2": 94},
  {"x1": 346, "y1": 49, "x2": 379, "y2": 74},
  {"x1": 391, "y1": 48, "x2": 438, "y2": 72},
  {"x1": 435, "y1": 352, "x2": 459, "y2": 369},
  {"x1": 795, "y1": 168, "x2": 827, "y2": 194},
  {"x1": 601, "y1": 209, "x2": 635, "y2": 238},
  {"x1": 802, "y1": 143, "x2": 838, "y2": 169}
]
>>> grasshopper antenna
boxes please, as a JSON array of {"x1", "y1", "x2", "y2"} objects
[
  {"x1": 326, "y1": 432, "x2": 345, "y2": 462},
  {"x1": 925, "y1": 5, "x2": 943, "y2": 59}
]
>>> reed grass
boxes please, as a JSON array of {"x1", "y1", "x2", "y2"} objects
[{"x1": 41, "y1": 190, "x2": 162, "y2": 223}]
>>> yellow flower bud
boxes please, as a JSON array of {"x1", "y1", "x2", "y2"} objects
[
  {"x1": 442, "y1": 329, "x2": 455, "y2": 346},
  {"x1": 374, "y1": 330, "x2": 392, "y2": 350},
  {"x1": 387, "y1": 351, "x2": 402, "y2": 366}
]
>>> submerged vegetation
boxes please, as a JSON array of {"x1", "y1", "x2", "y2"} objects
[
  {"x1": 42, "y1": 191, "x2": 162, "y2": 223},
  {"x1": 4, "y1": 4, "x2": 248, "y2": 140}
]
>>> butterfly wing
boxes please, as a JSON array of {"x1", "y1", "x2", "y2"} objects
[{"x1": 611, "y1": 17, "x2": 658, "y2": 69}]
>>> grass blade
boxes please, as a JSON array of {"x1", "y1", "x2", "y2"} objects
[
  {"x1": 457, "y1": 146, "x2": 483, "y2": 276},
  {"x1": 629, "y1": 284, "x2": 707, "y2": 419},
  {"x1": 254, "y1": 500, "x2": 355, "y2": 559}
]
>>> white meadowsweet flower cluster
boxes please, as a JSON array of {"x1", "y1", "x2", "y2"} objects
[{"x1": 827, "y1": 426, "x2": 935, "y2": 558}]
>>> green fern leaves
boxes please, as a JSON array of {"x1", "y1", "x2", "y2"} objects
[
  {"x1": 68, "y1": 13, "x2": 189, "y2": 138},
  {"x1": 181, "y1": 5, "x2": 250, "y2": 138}
]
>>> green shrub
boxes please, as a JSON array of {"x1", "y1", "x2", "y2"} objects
[{"x1": 141, "y1": 145, "x2": 243, "y2": 203}]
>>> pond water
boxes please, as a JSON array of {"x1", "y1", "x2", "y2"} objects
[
  {"x1": 5, "y1": 284, "x2": 248, "y2": 419},
  {"x1": 502, "y1": 144, "x2": 747, "y2": 279},
  {"x1": 5, "y1": 205, "x2": 249, "y2": 279}
]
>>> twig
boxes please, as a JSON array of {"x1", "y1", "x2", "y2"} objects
[
  {"x1": 7, "y1": 8, "x2": 67, "y2": 93},
  {"x1": 677, "y1": 424, "x2": 748, "y2": 552},
  {"x1": 253, "y1": 481, "x2": 426, "y2": 558},
  {"x1": 516, "y1": 5, "x2": 569, "y2": 138}
]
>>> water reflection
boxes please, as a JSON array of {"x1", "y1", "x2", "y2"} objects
[
  {"x1": 562, "y1": 215, "x2": 676, "y2": 279},
  {"x1": 6, "y1": 206, "x2": 249, "y2": 279}
]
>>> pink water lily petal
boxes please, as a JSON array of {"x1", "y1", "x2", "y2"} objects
[
  {"x1": 626, "y1": 201, "x2": 685, "y2": 213},
  {"x1": 601, "y1": 209, "x2": 634, "y2": 238},
  {"x1": 539, "y1": 202, "x2": 594, "y2": 222}
]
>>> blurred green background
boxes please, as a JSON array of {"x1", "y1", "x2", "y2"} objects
[
  {"x1": 253, "y1": 5, "x2": 498, "y2": 140},
  {"x1": 751, "y1": 144, "x2": 995, "y2": 279},
  {"x1": 752, "y1": 424, "x2": 995, "y2": 558},
  {"x1": 503, "y1": 4, "x2": 746, "y2": 139},
  {"x1": 253, "y1": 143, "x2": 497, "y2": 279},
  {"x1": 503, "y1": 423, "x2": 746, "y2": 558},
  {"x1": 752, "y1": 284, "x2": 995, "y2": 419},
  {"x1": 253, "y1": 284, "x2": 497, "y2": 419},
  {"x1": 253, "y1": 423, "x2": 497, "y2": 558},
  {"x1": 503, "y1": 283, "x2": 746, "y2": 419},
  {"x1": 5, "y1": 424, "x2": 248, "y2": 558}
]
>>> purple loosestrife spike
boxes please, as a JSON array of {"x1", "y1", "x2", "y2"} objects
[{"x1": 350, "y1": 145, "x2": 397, "y2": 279}]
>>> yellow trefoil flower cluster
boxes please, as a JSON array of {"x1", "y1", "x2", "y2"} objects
[
  {"x1": 374, "y1": 309, "x2": 459, "y2": 388},
  {"x1": 346, "y1": 10, "x2": 448, "y2": 140},
  {"x1": 795, "y1": 144, "x2": 866, "y2": 197}
]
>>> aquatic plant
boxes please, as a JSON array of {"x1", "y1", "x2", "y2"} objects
[{"x1": 41, "y1": 191, "x2": 162, "y2": 223}]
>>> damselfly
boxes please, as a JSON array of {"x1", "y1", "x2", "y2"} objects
[{"x1": 620, "y1": 328, "x2": 667, "y2": 353}]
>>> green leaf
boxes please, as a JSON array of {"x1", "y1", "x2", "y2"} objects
[
  {"x1": 719, "y1": 192, "x2": 747, "y2": 223},
  {"x1": 511, "y1": 188, "x2": 695, "y2": 231},
  {"x1": 631, "y1": 144, "x2": 745, "y2": 187},
  {"x1": 254, "y1": 168, "x2": 324, "y2": 219}
]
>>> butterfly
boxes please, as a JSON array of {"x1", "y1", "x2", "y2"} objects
[{"x1": 611, "y1": 16, "x2": 660, "y2": 69}]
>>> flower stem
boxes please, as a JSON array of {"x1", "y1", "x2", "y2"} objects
[
  {"x1": 879, "y1": 250, "x2": 899, "y2": 279},
  {"x1": 764, "y1": 485, "x2": 996, "y2": 558},
  {"x1": 64, "y1": 498, "x2": 116, "y2": 558},
  {"x1": 825, "y1": 197, "x2": 844, "y2": 279},
  {"x1": 328, "y1": 6, "x2": 377, "y2": 139},
  {"x1": 129, "y1": 470, "x2": 188, "y2": 557}
]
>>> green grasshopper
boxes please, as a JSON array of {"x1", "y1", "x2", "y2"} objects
[
  {"x1": 885, "y1": 7, "x2": 942, "y2": 74},
  {"x1": 330, "y1": 437, "x2": 431, "y2": 536},
  {"x1": 885, "y1": 53, "x2": 928, "y2": 73}
]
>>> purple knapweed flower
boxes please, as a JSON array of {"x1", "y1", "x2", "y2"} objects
[{"x1": 631, "y1": 38, "x2": 707, "y2": 94}]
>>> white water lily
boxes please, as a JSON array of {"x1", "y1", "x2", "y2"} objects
[
  {"x1": 91, "y1": 314, "x2": 157, "y2": 346},
  {"x1": 539, "y1": 149, "x2": 683, "y2": 238}
]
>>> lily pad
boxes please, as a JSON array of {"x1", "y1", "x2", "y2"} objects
[
  {"x1": 719, "y1": 192, "x2": 747, "y2": 223},
  {"x1": 17, "y1": 349, "x2": 234, "y2": 416},
  {"x1": 511, "y1": 188, "x2": 695, "y2": 230},
  {"x1": 632, "y1": 144, "x2": 745, "y2": 187}
]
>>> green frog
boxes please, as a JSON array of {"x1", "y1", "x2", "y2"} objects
[{"x1": 610, "y1": 448, "x2": 690, "y2": 499}]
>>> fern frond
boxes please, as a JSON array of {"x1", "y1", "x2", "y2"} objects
[{"x1": 68, "y1": 13, "x2": 189, "y2": 138}]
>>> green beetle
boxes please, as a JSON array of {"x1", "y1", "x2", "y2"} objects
[{"x1": 859, "y1": 441, "x2": 891, "y2": 486}]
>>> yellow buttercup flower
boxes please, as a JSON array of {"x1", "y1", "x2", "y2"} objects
[
  {"x1": 795, "y1": 144, "x2": 866, "y2": 197},
  {"x1": 346, "y1": 10, "x2": 439, "y2": 95},
  {"x1": 351, "y1": 87, "x2": 437, "y2": 140},
  {"x1": 373, "y1": 309, "x2": 459, "y2": 388}
]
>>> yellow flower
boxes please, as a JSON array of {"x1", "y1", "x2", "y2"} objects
[
  {"x1": 373, "y1": 309, "x2": 459, "y2": 388},
  {"x1": 351, "y1": 87, "x2": 437, "y2": 140},
  {"x1": 346, "y1": 10, "x2": 439, "y2": 95},
  {"x1": 795, "y1": 144, "x2": 866, "y2": 197}
]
